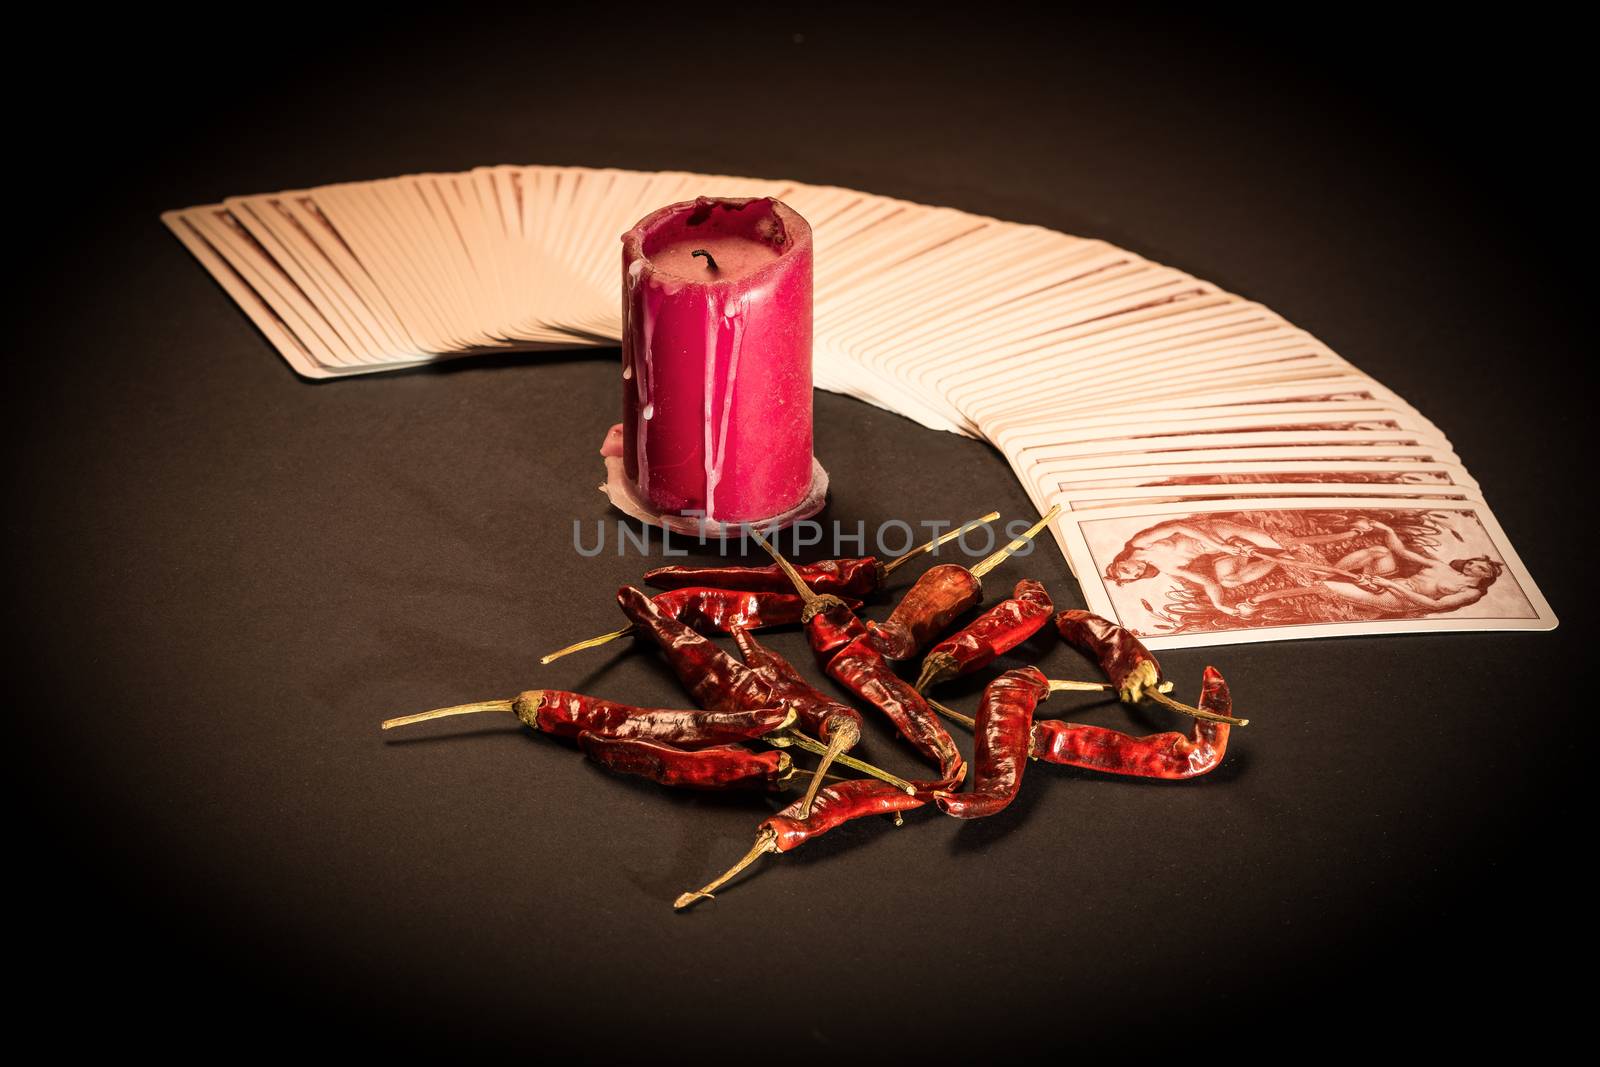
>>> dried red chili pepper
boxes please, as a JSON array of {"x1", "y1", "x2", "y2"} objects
[
  {"x1": 642, "y1": 511, "x2": 1000, "y2": 597},
  {"x1": 380, "y1": 689, "x2": 795, "y2": 747},
  {"x1": 577, "y1": 733, "x2": 794, "y2": 790},
  {"x1": 1056, "y1": 609, "x2": 1246, "y2": 726},
  {"x1": 749, "y1": 531, "x2": 965, "y2": 789},
  {"x1": 867, "y1": 506, "x2": 1062, "y2": 662},
  {"x1": 828, "y1": 631, "x2": 966, "y2": 790},
  {"x1": 914, "y1": 578, "x2": 1054, "y2": 691},
  {"x1": 928, "y1": 666, "x2": 1239, "y2": 784},
  {"x1": 646, "y1": 555, "x2": 883, "y2": 598},
  {"x1": 932, "y1": 668, "x2": 1049, "y2": 819},
  {"x1": 1055, "y1": 608, "x2": 1164, "y2": 703},
  {"x1": 1031, "y1": 666, "x2": 1235, "y2": 779},
  {"x1": 730, "y1": 626, "x2": 860, "y2": 740},
  {"x1": 731, "y1": 626, "x2": 865, "y2": 817},
  {"x1": 714, "y1": 533, "x2": 870, "y2": 671},
  {"x1": 762, "y1": 779, "x2": 924, "y2": 848},
  {"x1": 802, "y1": 596, "x2": 872, "y2": 670},
  {"x1": 675, "y1": 779, "x2": 926, "y2": 909},
  {"x1": 614, "y1": 586, "x2": 916, "y2": 793},
  {"x1": 616, "y1": 584, "x2": 790, "y2": 713},
  {"x1": 540, "y1": 588, "x2": 860, "y2": 665}
]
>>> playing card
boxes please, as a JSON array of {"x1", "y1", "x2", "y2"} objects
[
  {"x1": 942, "y1": 291, "x2": 1263, "y2": 406},
  {"x1": 224, "y1": 194, "x2": 396, "y2": 365},
  {"x1": 1015, "y1": 444, "x2": 1465, "y2": 515},
  {"x1": 162, "y1": 209, "x2": 330, "y2": 377},
  {"x1": 269, "y1": 192, "x2": 432, "y2": 356},
  {"x1": 1047, "y1": 479, "x2": 1482, "y2": 515},
  {"x1": 1048, "y1": 460, "x2": 1479, "y2": 493},
  {"x1": 313, "y1": 182, "x2": 470, "y2": 354},
  {"x1": 971, "y1": 331, "x2": 1352, "y2": 428},
  {"x1": 181, "y1": 206, "x2": 363, "y2": 369},
  {"x1": 984, "y1": 372, "x2": 1412, "y2": 436},
  {"x1": 1054, "y1": 497, "x2": 1555, "y2": 648},
  {"x1": 1011, "y1": 427, "x2": 1456, "y2": 493},
  {"x1": 996, "y1": 402, "x2": 1446, "y2": 462}
]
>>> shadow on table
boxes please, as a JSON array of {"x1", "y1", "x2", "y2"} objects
[{"x1": 378, "y1": 346, "x2": 622, "y2": 380}]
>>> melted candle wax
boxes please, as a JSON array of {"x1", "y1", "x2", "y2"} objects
[{"x1": 620, "y1": 197, "x2": 815, "y2": 525}]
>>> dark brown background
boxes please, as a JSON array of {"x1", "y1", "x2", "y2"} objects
[{"x1": 14, "y1": 10, "x2": 1588, "y2": 1057}]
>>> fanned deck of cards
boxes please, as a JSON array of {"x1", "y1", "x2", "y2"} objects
[{"x1": 164, "y1": 166, "x2": 1556, "y2": 648}]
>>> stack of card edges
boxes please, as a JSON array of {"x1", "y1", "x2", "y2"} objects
[{"x1": 165, "y1": 165, "x2": 1555, "y2": 647}]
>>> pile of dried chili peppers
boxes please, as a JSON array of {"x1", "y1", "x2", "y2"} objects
[{"x1": 383, "y1": 508, "x2": 1252, "y2": 910}]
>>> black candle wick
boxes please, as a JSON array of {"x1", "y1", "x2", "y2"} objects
[{"x1": 691, "y1": 249, "x2": 719, "y2": 272}]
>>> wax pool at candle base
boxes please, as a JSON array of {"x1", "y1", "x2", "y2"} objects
[{"x1": 621, "y1": 197, "x2": 815, "y2": 524}]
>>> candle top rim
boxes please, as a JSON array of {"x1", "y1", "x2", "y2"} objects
[{"x1": 621, "y1": 196, "x2": 812, "y2": 289}]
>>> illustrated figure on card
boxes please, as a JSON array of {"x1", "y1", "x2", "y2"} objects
[
  {"x1": 1236, "y1": 518, "x2": 1505, "y2": 616},
  {"x1": 1096, "y1": 507, "x2": 1531, "y2": 636},
  {"x1": 1101, "y1": 519, "x2": 1290, "y2": 615}
]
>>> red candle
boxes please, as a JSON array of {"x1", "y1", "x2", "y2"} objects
[{"x1": 620, "y1": 197, "x2": 815, "y2": 525}]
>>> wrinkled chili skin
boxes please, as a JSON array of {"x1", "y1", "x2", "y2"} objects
[
  {"x1": 764, "y1": 779, "x2": 925, "y2": 851},
  {"x1": 802, "y1": 600, "x2": 871, "y2": 670},
  {"x1": 920, "y1": 579, "x2": 1053, "y2": 688},
  {"x1": 1030, "y1": 666, "x2": 1232, "y2": 779},
  {"x1": 870, "y1": 563, "x2": 983, "y2": 661},
  {"x1": 658, "y1": 587, "x2": 859, "y2": 635},
  {"x1": 577, "y1": 732, "x2": 790, "y2": 789},
  {"x1": 511, "y1": 690, "x2": 790, "y2": 747},
  {"x1": 616, "y1": 586, "x2": 779, "y2": 712},
  {"x1": 935, "y1": 667, "x2": 1049, "y2": 819},
  {"x1": 644, "y1": 557, "x2": 883, "y2": 597},
  {"x1": 731, "y1": 628, "x2": 864, "y2": 742},
  {"x1": 1056, "y1": 609, "x2": 1164, "y2": 702},
  {"x1": 827, "y1": 633, "x2": 966, "y2": 788}
]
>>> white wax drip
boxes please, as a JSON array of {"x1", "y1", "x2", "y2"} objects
[
  {"x1": 704, "y1": 292, "x2": 747, "y2": 523},
  {"x1": 623, "y1": 260, "x2": 642, "y2": 381},
  {"x1": 636, "y1": 284, "x2": 655, "y2": 492},
  {"x1": 703, "y1": 294, "x2": 718, "y2": 521}
]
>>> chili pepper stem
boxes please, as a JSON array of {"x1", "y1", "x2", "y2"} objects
[
  {"x1": 914, "y1": 655, "x2": 952, "y2": 693},
  {"x1": 930, "y1": 682, "x2": 1177, "y2": 729},
  {"x1": 1046, "y1": 677, "x2": 1174, "y2": 695},
  {"x1": 795, "y1": 719, "x2": 860, "y2": 818},
  {"x1": 748, "y1": 529, "x2": 850, "y2": 621},
  {"x1": 381, "y1": 699, "x2": 515, "y2": 730},
  {"x1": 748, "y1": 531, "x2": 838, "y2": 604},
  {"x1": 970, "y1": 505, "x2": 1063, "y2": 580},
  {"x1": 881, "y1": 510, "x2": 1002, "y2": 576},
  {"x1": 765, "y1": 728, "x2": 916, "y2": 794},
  {"x1": 781, "y1": 768, "x2": 851, "y2": 789},
  {"x1": 540, "y1": 625, "x2": 634, "y2": 665},
  {"x1": 1046, "y1": 679, "x2": 1114, "y2": 694},
  {"x1": 927, "y1": 698, "x2": 976, "y2": 730},
  {"x1": 1145, "y1": 686, "x2": 1249, "y2": 726},
  {"x1": 676, "y1": 828, "x2": 779, "y2": 910}
]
